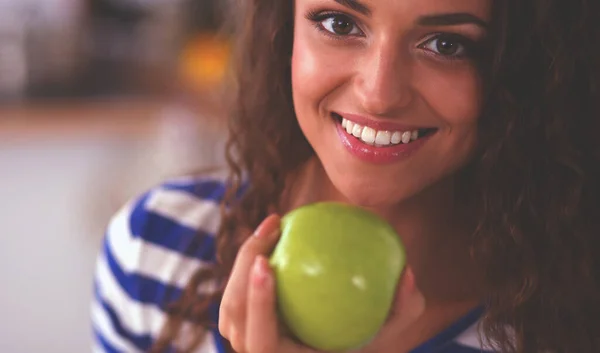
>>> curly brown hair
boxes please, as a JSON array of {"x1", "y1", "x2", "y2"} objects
[{"x1": 150, "y1": 0, "x2": 600, "y2": 352}]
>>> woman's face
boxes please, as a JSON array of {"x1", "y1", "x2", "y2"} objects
[{"x1": 291, "y1": 0, "x2": 491, "y2": 207}]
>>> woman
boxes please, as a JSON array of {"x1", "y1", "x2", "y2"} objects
[{"x1": 92, "y1": 0, "x2": 600, "y2": 352}]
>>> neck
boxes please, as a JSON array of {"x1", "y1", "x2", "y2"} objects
[{"x1": 369, "y1": 300, "x2": 481, "y2": 353}]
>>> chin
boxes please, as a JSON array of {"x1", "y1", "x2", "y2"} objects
[{"x1": 329, "y1": 172, "x2": 419, "y2": 209}]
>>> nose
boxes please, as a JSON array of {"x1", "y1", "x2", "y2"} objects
[{"x1": 354, "y1": 42, "x2": 414, "y2": 116}]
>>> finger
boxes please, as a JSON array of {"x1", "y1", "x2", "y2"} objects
[
  {"x1": 388, "y1": 267, "x2": 426, "y2": 329},
  {"x1": 246, "y1": 255, "x2": 279, "y2": 353},
  {"x1": 399, "y1": 267, "x2": 426, "y2": 318},
  {"x1": 219, "y1": 215, "x2": 281, "y2": 340},
  {"x1": 228, "y1": 328, "x2": 244, "y2": 353},
  {"x1": 222, "y1": 214, "x2": 281, "y2": 302}
]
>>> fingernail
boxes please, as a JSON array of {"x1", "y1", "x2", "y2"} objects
[
  {"x1": 252, "y1": 256, "x2": 272, "y2": 287},
  {"x1": 253, "y1": 214, "x2": 280, "y2": 238},
  {"x1": 405, "y1": 268, "x2": 415, "y2": 289}
]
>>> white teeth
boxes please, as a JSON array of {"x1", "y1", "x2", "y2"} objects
[
  {"x1": 351, "y1": 124, "x2": 363, "y2": 137},
  {"x1": 345, "y1": 120, "x2": 354, "y2": 134},
  {"x1": 375, "y1": 131, "x2": 391, "y2": 145},
  {"x1": 411, "y1": 130, "x2": 419, "y2": 141},
  {"x1": 401, "y1": 131, "x2": 411, "y2": 144},
  {"x1": 340, "y1": 118, "x2": 423, "y2": 146},
  {"x1": 360, "y1": 127, "x2": 376, "y2": 144}
]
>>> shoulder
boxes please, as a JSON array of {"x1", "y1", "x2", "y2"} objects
[
  {"x1": 125, "y1": 171, "x2": 230, "y2": 262},
  {"x1": 111, "y1": 170, "x2": 229, "y2": 270},
  {"x1": 412, "y1": 307, "x2": 499, "y2": 353},
  {"x1": 443, "y1": 321, "x2": 499, "y2": 353},
  {"x1": 92, "y1": 170, "x2": 231, "y2": 353}
]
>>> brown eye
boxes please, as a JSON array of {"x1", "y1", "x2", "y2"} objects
[
  {"x1": 331, "y1": 15, "x2": 353, "y2": 35},
  {"x1": 436, "y1": 37, "x2": 459, "y2": 55},
  {"x1": 321, "y1": 15, "x2": 360, "y2": 36},
  {"x1": 419, "y1": 34, "x2": 471, "y2": 58}
]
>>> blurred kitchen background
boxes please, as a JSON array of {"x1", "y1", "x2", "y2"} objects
[{"x1": 0, "y1": 0, "x2": 231, "y2": 351}]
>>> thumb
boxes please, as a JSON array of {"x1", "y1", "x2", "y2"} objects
[
  {"x1": 388, "y1": 267, "x2": 426, "y2": 329},
  {"x1": 246, "y1": 255, "x2": 279, "y2": 353}
]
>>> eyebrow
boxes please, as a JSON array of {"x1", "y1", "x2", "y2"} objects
[
  {"x1": 333, "y1": 0, "x2": 371, "y2": 16},
  {"x1": 330, "y1": 1, "x2": 488, "y2": 29},
  {"x1": 417, "y1": 13, "x2": 488, "y2": 29}
]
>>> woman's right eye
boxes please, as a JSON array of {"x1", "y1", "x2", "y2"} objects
[
  {"x1": 321, "y1": 14, "x2": 361, "y2": 36},
  {"x1": 307, "y1": 11, "x2": 363, "y2": 37}
]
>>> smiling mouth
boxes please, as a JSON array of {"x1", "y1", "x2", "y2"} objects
[{"x1": 332, "y1": 112, "x2": 437, "y2": 148}]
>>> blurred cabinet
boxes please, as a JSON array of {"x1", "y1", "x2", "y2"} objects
[
  {"x1": 0, "y1": 0, "x2": 227, "y2": 102},
  {"x1": 0, "y1": 0, "x2": 84, "y2": 100}
]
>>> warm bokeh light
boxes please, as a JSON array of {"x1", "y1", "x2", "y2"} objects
[{"x1": 180, "y1": 33, "x2": 231, "y2": 90}]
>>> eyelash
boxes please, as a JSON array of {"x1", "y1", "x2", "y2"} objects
[
  {"x1": 306, "y1": 10, "x2": 364, "y2": 40},
  {"x1": 305, "y1": 10, "x2": 480, "y2": 62}
]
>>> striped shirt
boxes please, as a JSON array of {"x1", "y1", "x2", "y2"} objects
[{"x1": 92, "y1": 173, "x2": 497, "y2": 353}]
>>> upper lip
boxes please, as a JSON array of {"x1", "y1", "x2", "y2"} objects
[{"x1": 335, "y1": 112, "x2": 434, "y2": 132}]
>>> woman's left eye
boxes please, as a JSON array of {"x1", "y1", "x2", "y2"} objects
[
  {"x1": 418, "y1": 34, "x2": 472, "y2": 58},
  {"x1": 320, "y1": 14, "x2": 362, "y2": 36}
]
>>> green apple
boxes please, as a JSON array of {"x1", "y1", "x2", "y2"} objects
[{"x1": 269, "y1": 202, "x2": 406, "y2": 352}]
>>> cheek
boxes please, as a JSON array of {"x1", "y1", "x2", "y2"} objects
[
  {"x1": 291, "y1": 32, "x2": 314, "y2": 90},
  {"x1": 412, "y1": 64, "x2": 482, "y2": 173},
  {"x1": 291, "y1": 34, "x2": 319, "y2": 136},
  {"x1": 414, "y1": 64, "x2": 482, "y2": 128},
  {"x1": 291, "y1": 29, "x2": 346, "y2": 114},
  {"x1": 291, "y1": 39, "x2": 316, "y2": 110}
]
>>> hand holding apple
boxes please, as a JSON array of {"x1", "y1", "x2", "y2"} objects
[
  {"x1": 219, "y1": 214, "x2": 319, "y2": 353},
  {"x1": 219, "y1": 205, "x2": 413, "y2": 353}
]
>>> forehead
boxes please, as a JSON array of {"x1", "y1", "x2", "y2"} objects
[{"x1": 304, "y1": 0, "x2": 491, "y2": 21}]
